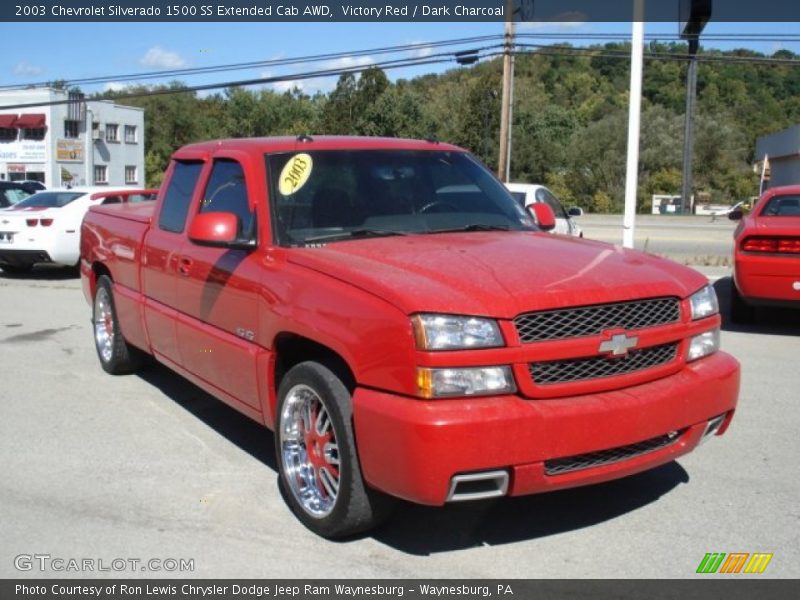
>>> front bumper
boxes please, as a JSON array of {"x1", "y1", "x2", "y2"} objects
[{"x1": 353, "y1": 351, "x2": 739, "y2": 505}]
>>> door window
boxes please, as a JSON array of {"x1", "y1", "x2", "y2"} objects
[{"x1": 199, "y1": 159, "x2": 255, "y2": 240}]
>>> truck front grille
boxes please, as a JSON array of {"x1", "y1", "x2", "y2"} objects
[
  {"x1": 529, "y1": 342, "x2": 678, "y2": 385},
  {"x1": 514, "y1": 297, "x2": 680, "y2": 343},
  {"x1": 544, "y1": 430, "x2": 683, "y2": 476}
]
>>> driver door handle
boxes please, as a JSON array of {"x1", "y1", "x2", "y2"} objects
[{"x1": 178, "y1": 257, "x2": 193, "y2": 276}]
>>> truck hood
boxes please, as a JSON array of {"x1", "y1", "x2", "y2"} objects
[{"x1": 286, "y1": 231, "x2": 707, "y2": 317}]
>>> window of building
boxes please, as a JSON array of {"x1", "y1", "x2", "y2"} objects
[
  {"x1": 0, "y1": 128, "x2": 16, "y2": 142},
  {"x1": 105, "y1": 123, "x2": 119, "y2": 142},
  {"x1": 21, "y1": 128, "x2": 46, "y2": 141},
  {"x1": 200, "y1": 159, "x2": 255, "y2": 240},
  {"x1": 64, "y1": 120, "x2": 80, "y2": 138},
  {"x1": 124, "y1": 125, "x2": 137, "y2": 143},
  {"x1": 125, "y1": 166, "x2": 137, "y2": 184},
  {"x1": 158, "y1": 161, "x2": 203, "y2": 233},
  {"x1": 94, "y1": 165, "x2": 108, "y2": 184}
]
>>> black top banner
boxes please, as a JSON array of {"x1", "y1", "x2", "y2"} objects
[{"x1": 4, "y1": 0, "x2": 800, "y2": 22}]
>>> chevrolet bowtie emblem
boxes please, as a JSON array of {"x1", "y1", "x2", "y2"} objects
[{"x1": 599, "y1": 333, "x2": 639, "y2": 357}]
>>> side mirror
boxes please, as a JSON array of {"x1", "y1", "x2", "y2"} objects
[
  {"x1": 728, "y1": 209, "x2": 744, "y2": 221},
  {"x1": 529, "y1": 203, "x2": 556, "y2": 231},
  {"x1": 567, "y1": 207, "x2": 583, "y2": 217},
  {"x1": 188, "y1": 212, "x2": 248, "y2": 247}
]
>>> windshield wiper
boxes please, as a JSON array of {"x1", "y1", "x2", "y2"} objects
[
  {"x1": 302, "y1": 229, "x2": 408, "y2": 244},
  {"x1": 425, "y1": 224, "x2": 511, "y2": 234}
]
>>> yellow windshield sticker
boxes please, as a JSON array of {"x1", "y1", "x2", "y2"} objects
[{"x1": 278, "y1": 153, "x2": 313, "y2": 196}]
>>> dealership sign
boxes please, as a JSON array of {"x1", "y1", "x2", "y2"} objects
[{"x1": 0, "y1": 141, "x2": 46, "y2": 162}]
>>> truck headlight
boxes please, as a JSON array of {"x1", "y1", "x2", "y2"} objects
[
  {"x1": 689, "y1": 285, "x2": 719, "y2": 320},
  {"x1": 687, "y1": 328, "x2": 720, "y2": 362},
  {"x1": 412, "y1": 314, "x2": 504, "y2": 350},
  {"x1": 417, "y1": 366, "x2": 516, "y2": 398}
]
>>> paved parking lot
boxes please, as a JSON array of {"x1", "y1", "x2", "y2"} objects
[{"x1": 0, "y1": 260, "x2": 798, "y2": 579}]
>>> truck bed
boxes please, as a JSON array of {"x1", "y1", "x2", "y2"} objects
[{"x1": 89, "y1": 202, "x2": 155, "y2": 223}]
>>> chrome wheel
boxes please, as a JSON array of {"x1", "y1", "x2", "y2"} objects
[
  {"x1": 279, "y1": 384, "x2": 340, "y2": 518},
  {"x1": 94, "y1": 285, "x2": 114, "y2": 363}
]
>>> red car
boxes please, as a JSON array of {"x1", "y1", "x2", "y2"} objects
[
  {"x1": 80, "y1": 136, "x2": 739, "y2": 538},
  {"x1": 729, "y1": 185, "x2": 800, "y2": 322}
]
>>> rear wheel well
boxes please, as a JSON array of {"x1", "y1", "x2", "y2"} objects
[{"x1": 273, "y1": 334, "x2": 356, "y2": 394}]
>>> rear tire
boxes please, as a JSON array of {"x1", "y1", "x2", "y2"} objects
[
  {"x1": 275, "y1": 361, "x2": 394, "y2": 538},
  {"x1": 730, "y1": 280, "x2": 755, "y2": 324},
  {"x1": 93, "y1": 275, "x2": 144, "y2": 374}
]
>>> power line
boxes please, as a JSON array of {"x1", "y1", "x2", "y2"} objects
[
  {"x1": 5, "y1": 30, "x2": 796, "y2": 94},
  {"x1": 517, "y1": 32, "x2": 800, "y2": 42},
  {"x1": 0, "y1": 35, "x2": 504, "y2": 92},
  {"x1": 515, "y1": 43, "x2": 800, "y2": 65},
  {"x1": 0, "y1": 48, "x2": 504, "y2": 111}
]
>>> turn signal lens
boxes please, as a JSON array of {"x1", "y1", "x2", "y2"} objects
[
  {"x1": 416, "y1": 366, "x2": 515, "y2": 398},
  {"x1": 687, "y1": 329, "x2": 720, "y2": 362}
]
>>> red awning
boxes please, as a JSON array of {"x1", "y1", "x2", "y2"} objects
[
  {"x1": 14, "y1": 113, "x2": 46, "y2": 129},
  {"x1": 0, "y1": 114, "x2": 18, "y2": 128}
]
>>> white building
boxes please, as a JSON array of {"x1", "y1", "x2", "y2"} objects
[
  {"x1": 0, "y1": 88, "x2": 145, "y2": 188},
  {"x1": 755, "y1": 125, "x2": 800, "y2": 189}
]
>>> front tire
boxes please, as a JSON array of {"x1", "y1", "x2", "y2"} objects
[
  {"x1": 275, "y1": 361, "x2": 394, "y2": 538},
  {"x1": 93, "y1": 275, "x2": 144, "y2": 374}
]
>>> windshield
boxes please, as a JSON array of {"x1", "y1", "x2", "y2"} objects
[
  {"x1": 13, "y1": 191, "x2": 83, "y2": 209},
  {"x1": 266, "y1": 150, "x2": 535, "y2": 246}
]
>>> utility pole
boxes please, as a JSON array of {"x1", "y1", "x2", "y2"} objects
[
  {"x1": 679, "y1": 0, "x2": 711, "y2": 214},
  {"x1": 680, "y1": 51, "x2": 698, "y2": 214},
  {"x1": 622, "y1": 0, "x2": 645, "y2": 249},
  {"x1": 497, "y1": 0, "x2": 515, "y2": 181}
]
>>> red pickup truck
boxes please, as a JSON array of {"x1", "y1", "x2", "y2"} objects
[{"x1": 81, "y1": 136, "x2": 739, "y2": 538}]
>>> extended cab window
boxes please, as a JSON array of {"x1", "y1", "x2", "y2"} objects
[
  {"x1": 199, "y1": 159, "x2": 255, "y2": 240},
  {"x1": 159, "y1": 161, "x2": 203, "y2": 233}
]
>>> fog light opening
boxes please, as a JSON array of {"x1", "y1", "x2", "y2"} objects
[
  {"x1": 446, "y1": 470, "x2": 509, "y2": 502},
  {"x1": 700, "y1": 414, "x2": 726, "y2": 445}
]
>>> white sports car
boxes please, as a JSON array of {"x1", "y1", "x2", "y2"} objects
[
  {"x1": 505, "y1": 183, "x2": 584, "y2": 237},
  {"x1": 0, "y1": 187, "x2": 156, "y2": 274}
]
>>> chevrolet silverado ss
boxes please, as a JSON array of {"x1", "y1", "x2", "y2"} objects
[{"x1": 81, "y1": 136, "x2": 740, "y2": 538}]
